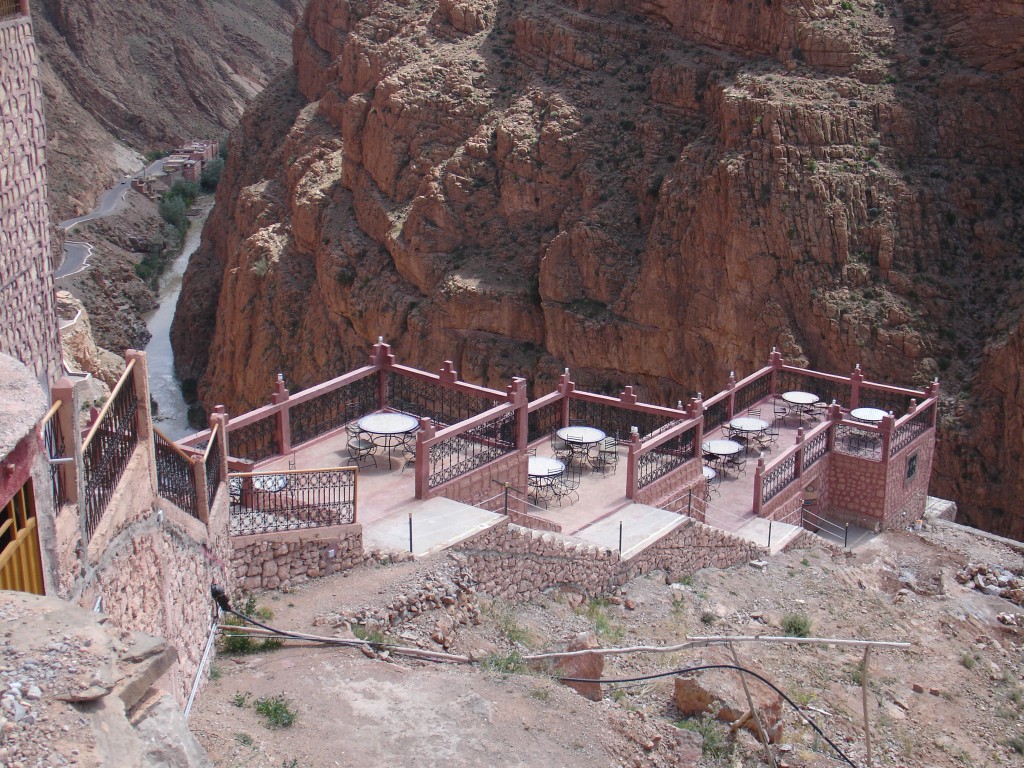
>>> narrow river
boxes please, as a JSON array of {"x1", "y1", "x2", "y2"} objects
[{"x1": 144, "y1": 201, "x2": 212, "y2": 440}]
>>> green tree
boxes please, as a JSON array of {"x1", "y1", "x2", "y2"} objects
[
  {"x1": 200, "y1": 158, "x2": 224, "y2": 192},
  {"x1": 158, "y1": 195, "x2": 187, "y2": 229}
]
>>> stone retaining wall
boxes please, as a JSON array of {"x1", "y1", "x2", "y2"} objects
[
  {"x1": 230, "y1": 524, "x2": 364, "y2": 591},
  {"x1": 622, "y1": 517, "x2": 765, "y2": 582}
]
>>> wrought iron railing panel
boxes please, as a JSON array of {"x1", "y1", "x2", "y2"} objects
[
  {"x1": 733, "y1": 375, "x2": 771, "y2": 415},
  {"x1": 42, "y1": 407, "x2": 67, "y2": 514},
  {"x1": 387, "y1": 371, "x2": 495, "y2": 427},
  {"x1": 528, "y1": 400, "x2": 562, "y2": 443},
  {"x1": 82, "y1": 369, "x2": 139, "y2": 540},
  {"x1": 802, "y1": 426, "x2": 830, "y2": 470},
  {"x1": 428, "y1": 410, "x2": 516, "y2": 488},
  {"x1": 205, "y1": 432, "x2": 223, "y2": 511},
  {"x1": 761, "y1": 453, "x2": 797, "y2": 504},
  {"x1": 228, "y1": 469, "x2": 357, "y2": 536},
  {"x1": 289, "y1": 375, "x2": 377, "y2": 446},
  {"x1": 858, "y1": 388, "x2": 914, "y2": 419},
  {"x1": 889, "y1": 407, "x2": 932, "y2": 456},
  {"x1": 703, "y1": 399, "x2": 729, "y2": 433},
  {"x1": 228, "y1": 415, "x2": 280, "y2": 462},
  {"x1": 0, "y1": 0, "x2": 22, "y2": 20},
  {"x1": 637, "y1": 428, "x2": 697, "y2": 489},
  {"x1": 154, "y1": 430, "x2": 199, "y2": 519},
  {"x1": 833, "y1": 425, "x2": 883, "y2": 461},
  {"x1": 567, "y1": 398, "x2": 674, "y2": 442},
  {"x1": 775, "y1": 370, "x2": 852, "y2": 409}
]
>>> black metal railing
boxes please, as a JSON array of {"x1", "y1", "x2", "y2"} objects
[
  {"x1": 228, "y1": 468, "x2": 357, "y2": 536},
  {"x1": 528, "y1": 399, "x2": 562, "y2": 443},
  {"x1": 703, "y1": 398, "x2": 729, "y2": 433},
  {"x1": 802, "y1": 426, "x2": 830, "y2": 470},
  {"x1": 761, "y1": 454, "x2": 796, "y2": 505},
  {"x1": 733, "y1": 374, "x2": 771, "y2": 414},
  {"x1": 154, "y1": 428, "x2": 199, "y2": 519},
  {"x1": 428, "y1": 409, "x2": 517, "y2": 488},
  {"x1": 889, "y1": 406, "x2": 932, "y2": 456},
  {"x1": 833, "y1": 425, "x2": 883, "y2": 461},
  {"x1": 204, "y1": 428, "x2": 223, "y2": 511},
  {"x1": 228, "y1": 415, "x2": 280, "y2": 462},
  {"x1": 859, "y1": 388, "x2": 913, "y2": 419},
  {"x1": 289, "y1": 375, "x2": 377, "y2": 446},
  {"x1": 776, "y1": 370, "x2": 852, "y2": 409},
  {"x1": 387, "y1": 371, "x2": 495, "y2": 427},
  {"x1": 82, "y1": 367, "x2": 139, "y2": 540},
  {"x1": 567, "y1": 398, "x2": 675, "y2": 442},
  {"x1": 637, "y1": 427, "x2": 697, "y2": 489},
  {"x1": 42, "y1": 402, "x2": 67, "y2": 514},
  {"x1": 0, "y1": 0, "x2": 23, "y2": 21}
]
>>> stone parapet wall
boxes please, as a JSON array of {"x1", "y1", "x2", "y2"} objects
[
  {"x1": 780, "y1": 528, "x2": 843, "y2": 554},
  {"x1": 231, "y1": 524, "x2": 364, "y2": 591},
  {"x1": 0, "y1": 16, "x2": 60, "y2": 386},
  {"x1": 622, "y1": 517, "x2": 765, "y2": 582},
  {"x1": 635, "y1": 458, "x2": 702, "y2": 508}
]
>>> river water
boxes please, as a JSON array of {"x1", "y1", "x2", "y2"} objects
[{"x1": 144, "y1": 202, "x2": 211, "y2": 440}]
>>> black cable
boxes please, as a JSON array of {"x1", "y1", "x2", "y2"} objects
[
  {"x1": 560, "y1": 663, "x2": 858, "y2": 768},
  {"x1": 211, "y1": 587, "x2": 857, "y2": 766}
]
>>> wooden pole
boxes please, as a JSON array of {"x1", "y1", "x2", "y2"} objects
[
  {"x1": 729, "y1": 642, "x2": 777, "y2": 768},
  {"x1": 861, "y1": 646, "x2": 872, "y2": 766}
]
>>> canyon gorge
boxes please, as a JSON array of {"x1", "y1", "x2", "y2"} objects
[{"x1": 170, "y1": 0, "x2": 1024, "y2": 537}]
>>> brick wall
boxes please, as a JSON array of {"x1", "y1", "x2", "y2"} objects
[
  {"x1": 0, "y1": 16, "x2": 60, "y2": 386},
  {"x1": 882, "y1": 431, "x2": 935, "y2": 530}
]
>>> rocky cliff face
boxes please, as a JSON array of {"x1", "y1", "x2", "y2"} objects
[
  {"x1": 172, "y1": 0, "x2": 1024, "y2": 537},
  {"x1": 32, "y1": 0, "x2": 303, "y2": 219}
]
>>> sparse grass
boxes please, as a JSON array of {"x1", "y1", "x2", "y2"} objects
[
  {"x1": 700, "y1": 611, "x2": 717, "y2": 626},
  {"x1": 801, "y1": 558, "x2": 810, "y2": 567},
  {"x1": 221, "y1": 596, "x2": 283, "y2": 655},
  {"x1": 674, "y1": 716, "x2": 733, "y2": 759},
  {"x1": 208, "y1": 664, "x2": 222, "y2": 681},
  {"x1": 235, "y1": 733, "x2": 254, "y2": 747},
  {"x1": 479, "y1": 651, "x2": 527, "y2": 674},
  {"x1": 529, "y1": 685, "x2": 551, "y2": 701},
  {"x1": 581, "y1": 600, "x2": 626, "y2": 644},
  {"x1": 231, "y1": 692, "x2": 250, "y2": 708},
  {"x1": 254, "y1": 694, "x2": 297, "y2": 728},
  {"x1": 959, "y1": 653, "x2": 976, "y2": 670},
  {"x1": 1004, "y1": 735, "x2": 1024, "y2": 755},
  {"x1": 487, "y1": 600, "x2": 532, "y2": 647},
  {"x1": 781, "y1": 613, "x2": 812, "y2": 637},
  {"x1": 352, "y1": 624, "x2": 389, "y2": 648},
  {"x1": 790, "y1": 688, "x2": 816, "y2": 707}
]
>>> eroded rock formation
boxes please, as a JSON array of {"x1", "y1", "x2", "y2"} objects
[{"x1": 172, "y1": 0, "x2": 1024, "y2": 537}]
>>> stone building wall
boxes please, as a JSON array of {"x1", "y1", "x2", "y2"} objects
[
  {"x1": 0, "y1": 14, "x2": 61, "y2": 387},
  {"x1": 621, "y1": 516, "x2": 765, "y2": 582},
  {"x1": 230, "y1": 524, "x2": 364, "y2": 591},
  {"x1": 427, "y1": 451, "x2": 525, "y2": 509},
  {"x1": 825, "y1": 451, "x2": 888, "y2": 527},
  {"x1": 882, "y1": 431, "x2": 936, "y2": 530},
  {"x1": 635, "y1": 457, "x2": 703, "y2": 508}
]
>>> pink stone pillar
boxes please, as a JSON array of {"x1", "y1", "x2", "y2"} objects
[
  {"x1": 794, "y1": 427, "x2": 805, "y2": 477},
  {"x1": 768, "y1": 347, "x2": 783, "y2": 396},
  {"x1": 826, "y1": 401, "x2": 842, "y2": 452},
  {"x1": 125, "y1": 350, "x2": 157, "y2": 495},
  {"x1": 726, "y1": 370, "x2": 737, "y2": 419},
  {"x1": 558, "y1": 368, "x2": 573, "y2": 427},
  {"x1": 849, "y1": 364, "x2": 864, "y2": 409},
  {"x1": 624, "y1": 428, "x2": 641, "y2": 500},
  {"x1": 50, "y1": 377, "x2": 81, "y2": 504},
  {"x1": 752, "y1": 455, "x2": 765, "y2": 516},
  {"x1": 619, "y1": 385, "x2": 638, "y2": 406},
  {"x1": 507, "y1": 378, "x2": 529, "y2": 450},
  {"x1": 414, "y1": 418, "x2": 435, "y2": 500},
  {"x1": 928, "y1": 379, "x2": 940, "y2": 427},
  {"x1": 272, "y1": 373, "x2": 291, "y2": 454},
  {"x1": 210, "y1": 410, "x2": 229, "y2": 483},
  {"x1": 369, "y1": 338, "x2": 394, "y2": 410},
  {"x1": 192, "y1": 451, "x2": 209, "y2": 525},
  {"x1": 691, "y1": 395, "x2": 705, "y2": 455},
  {"x1": 879, "y1": 413, "x2": 895, "y2": 463}
]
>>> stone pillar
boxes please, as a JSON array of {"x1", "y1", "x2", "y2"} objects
[
  {"x1": 507, "y1": 378, "x2": 529, "y2": 450},
  {"x1": 414, "y1": 418, "x2": 435, "y2": 500},
  {"x1": 369, "y1": 338, "x2": 393, "y2": 410},
  {"x1": 558, "y1": 368, "x2": 573, "y2": 427},
  {"x1": 624, "y1": 428, "x2": 641, "y2": 500},
  {"x1": 210, "y1": 411, "x2": 230, "y2": 483},
  {"x1": 192, "y1": 451, "x2": 209, "y2": 525},
  {"x1": 826, "y1": 401, "x2": 842, "y2": 452},
  {"x1": 879, "y1": 413, "x2": 895, "y2": 463},
  {"x1": 124, "y1": 350, "x2": 157, "y2": 495},
  {"x1": 752, "y1": 455, "x2": 765, "y2": 516},
  {"x1": 794, "y1": 428, "x2": 805, "y2": 477},
  {"x1": 691, "y1": 395, "x2": 705, "y2": 456},
  {"x1": 272, "y1": 373, "x2": 291, "y2": 454},
  {"x1": 768, "y1": 347, "x2": 783, "y2": 396},
  {"x1": 726, "y1": 370, "x2": 737, "y2": 419},
  {"x1": 849, "y1": 364, "x2": 864, "y2": 409},
  {"x1": 50, "y1": 376, "x2": 81, "y2": 504}
]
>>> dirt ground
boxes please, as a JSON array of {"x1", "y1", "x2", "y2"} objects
[{"x1": 189, "y1": 525, "x2": 1024, "y2": 768}]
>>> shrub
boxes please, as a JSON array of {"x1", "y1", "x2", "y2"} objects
[
  {"x1": 200, "y1": 158, "x2": 224, "y2": 192},
  {"x1": 781, "y1": 612, "x2": 812, "y2": 637},
  {"x1": 158, "y1": 195, "x2": 187, "y2": 229},
  {"x1": 254, "y1": 694, "x2": 297, "y2": 728}
]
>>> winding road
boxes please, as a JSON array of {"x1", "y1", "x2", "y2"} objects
[{"x1": 55, "y1": 157, "x2": 166, "y2": 279}]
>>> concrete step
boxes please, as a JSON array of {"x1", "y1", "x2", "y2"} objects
[
  {"x1": 361, "y1": 497, "x2": 504, "y2": 559},
  {"x1": 574, "y1": 504, "x2": 685, "y2": 559},
  {"x1": 734, "y1": 517, "x2": 803, "y2": 555}
]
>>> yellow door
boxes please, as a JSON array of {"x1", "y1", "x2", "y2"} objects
[{"x1": 0, "y1": 480, "x2": 45, "y2": 595}]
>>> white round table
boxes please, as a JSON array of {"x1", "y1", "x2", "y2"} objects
[
  {"x1": 528, "y1": 456, "x2": 565, "y2": 477},
  {"x1": 358, "y1": 412, "x2": 420, "y2": 469},
  {"x1": 850, "y1": 407, "x2": 888, "y2": 424},
  {"x1": 728, "y1": 417, "x2": 769, "y2": 434},
  {"x1": 556, "y1": 426, "x2": 606, "y2": 446},
  {"x1": 702, "y1": 439, "x2": 743, "y2": 457},
  {"x1": 702, "y1": 465, "x2": 717, "y2": 481},
  {"x1": 782, "y1": 391, "x2": 820, "y2": 406}
]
